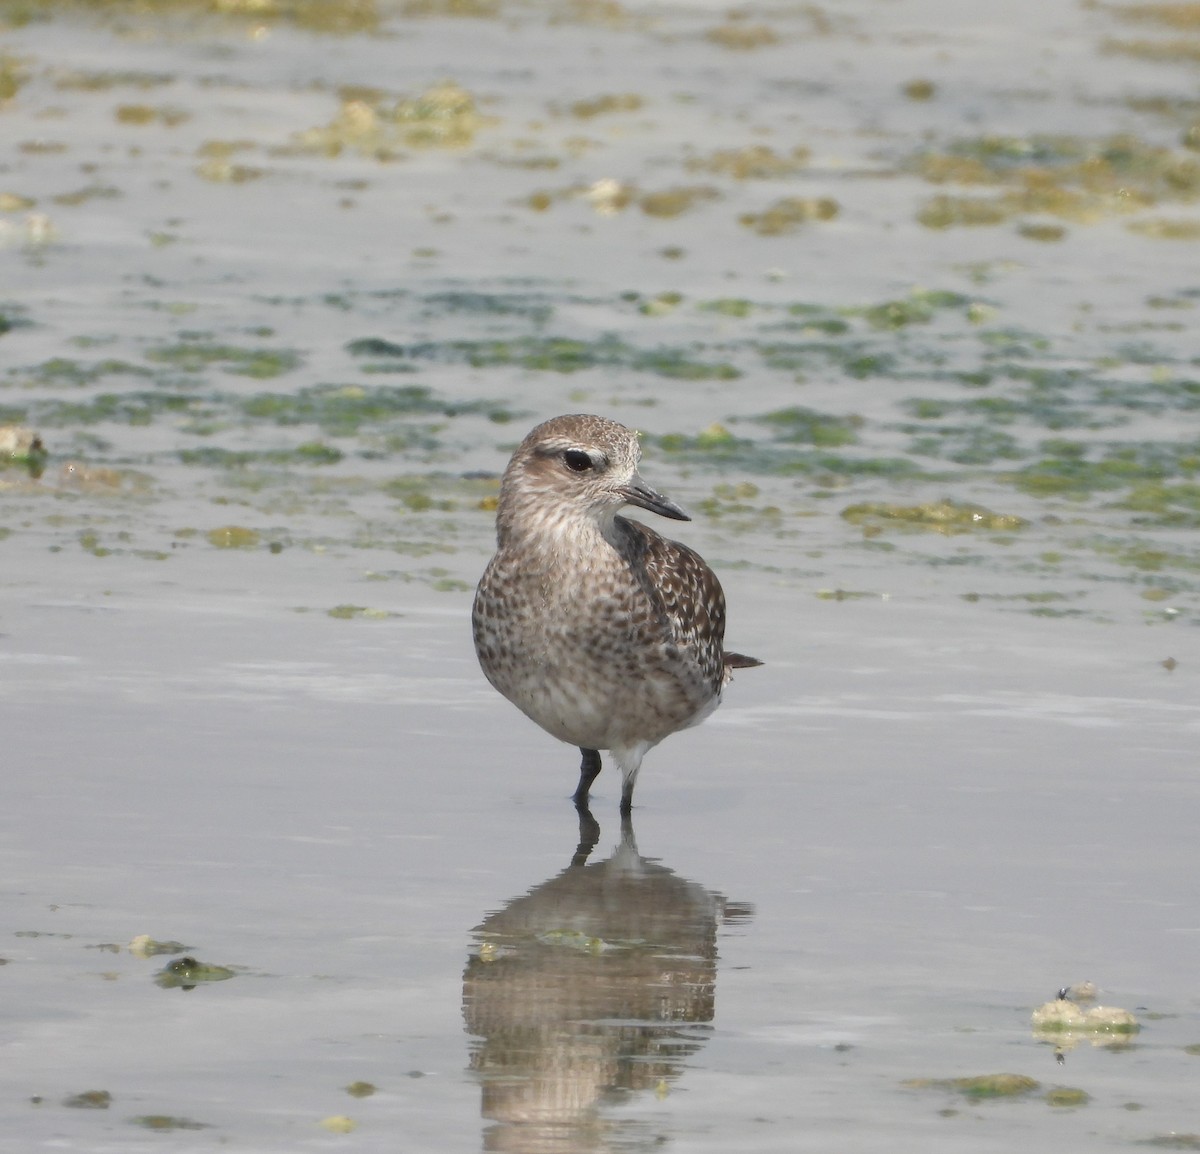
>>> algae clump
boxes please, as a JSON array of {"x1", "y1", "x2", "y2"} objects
[
  {"x1": 842, "y1": 499, "x2": 1024, "y2": 535},
  {"x1": 207, "y1": 525, "x2": 260, "y2": 549},
  {"x1": 155, "y1": 956, "x2": 235, "y2": 988},
  {"x1": 904, "y1": 1073, "x2": 1040, "y2": 1098}
]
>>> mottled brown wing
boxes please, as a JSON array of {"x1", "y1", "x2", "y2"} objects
[{"x1": 619, "y1": 518, "x2": 728, "y2": 694}]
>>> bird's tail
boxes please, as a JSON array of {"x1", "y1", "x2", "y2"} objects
[{"x1": 724, "y1": 652, "x2": 763, "y2": 670}]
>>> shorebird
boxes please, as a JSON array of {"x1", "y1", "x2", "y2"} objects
[{"x1": 472, "y1": 414, "x2": 760, "y2": 813}]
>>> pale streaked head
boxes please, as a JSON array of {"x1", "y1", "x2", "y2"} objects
[{"x1": 495, "y1": 414, "x2": 688, "y2": 545}]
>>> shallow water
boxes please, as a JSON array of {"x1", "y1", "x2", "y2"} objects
[{"x1": 2, "y1": 0, "x2": 1199, "y2": 1149}]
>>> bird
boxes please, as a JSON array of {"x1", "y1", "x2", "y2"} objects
[{"x1": 472, "y1": 414, "x2": 760, "y2": 814}]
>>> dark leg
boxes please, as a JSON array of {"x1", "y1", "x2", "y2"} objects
[
  {"x1": 573, "y1": 748, "x2": 602, "y2": 807},
  {"x1": 620, "y1": 777, "x2": 634, "y2": 817}
]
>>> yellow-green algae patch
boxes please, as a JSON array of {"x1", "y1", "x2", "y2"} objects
[
  {"x1": 345, "y1": 1081, "x2": 377, "y2": 1098},
  {"x1": 9, "y1": 0, "x2": 381, "y2": 34},
  {"x1": 913, "y1": 133, "x2": 1200, "y2": 229},
  {"x1": 147, "y1": 340, "x2": 301, "y2": 380},
  {"x1": 63, "y1": 1090, "x2": 112, "y2": 1109},
  {"x1": 115, "y1": 104, "x2": 189, "y2": 127},
  {"x1": 1111, "y1": 3, "x2": 1200, "y2": 30},
  {"x1": 705, "y1": 21, "x2": 779, "y2": 49},
  {"x1": 757, "y1": 405, "x2": 860, "y2": 447},
  {"x1": 401, "y1": 0, "x2": 500, "y2": 16},
  {"x1": 0, "y1": 51, "x2": 30, "y2": 103},
  {"x1": 155, "y1": 956, "x2": 235, "y2": 987},
  {"x1": 739, "y1": 196, "x2": 838, "y2": 235},
  {"x1": 904, "y1": 1073, "x2": 1040, "y2": 1099},
  {"x1": 1032, "y1": 998, "x2": 1140, "y2": 1035},
  {"x1": 639, "y1": 185, "x2": 721, "y2": 218},
  {"x1": 207, "y1": 525, "x2": 260, "y2": 548},
  {"x1": 535, "y1": 928, "x2": 611, "y2": 954},
  {"x1": 686, "y1": 144, "x2": 810, "y2": 179},
  {"x1": 1127, "y1": 217, "x2": 1200, "y2": 239},
  {"x1": 359, "y1": 332, "x2": 740, "y2": 381},
  {"x1": 854, "y1": 289, "x2": 974, "y2": 330},
  {"x1": 842, "y1": 499, "x2": 1025, "y2": 535},
  {"x1": 130, "y1": 1115, "x2": 211, "y2": 1131},
  {"x1": 567, "y1": 93, "x2": 642, "y2": 118},
  {"x1": 327, "y1": 604, "x2": 393, "y2": 619},
  {"x1": 1046, "y1": 1087, "x2": 1091, "y2": 1107},
  {"x1": 0, "y1": 425, "x2": 46, "y2": 475},
  {"x1": 129, "y1": 935, "x2": 190, "y2": 957},
  {"x1": 288, "y1": 82, "x2": 490, "y2": 157},
  {"x1": 904, "y1": 78, "x2": 937, "y2": 101}
]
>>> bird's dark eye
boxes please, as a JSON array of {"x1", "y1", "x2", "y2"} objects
[{"x1": 563, "y1": 449, "x2": 593, "y2": 473}]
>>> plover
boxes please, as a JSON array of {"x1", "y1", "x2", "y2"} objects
[{"x1": 473, "y1": 414, "x2": 760, "y2": 814}]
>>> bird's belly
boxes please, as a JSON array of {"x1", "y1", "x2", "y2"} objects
[{"x1": 488, "y1": 654, "x2": 718, "y2": 753}]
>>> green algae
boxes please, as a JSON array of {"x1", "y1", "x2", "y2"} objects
[
  {"x1": 1117, "y1": 481, "x2": 1200, "y2": 525},
  {"x1": 78, "y1": 530, "x2": 112, "y2": 557},
  {"x1": 206, "y1": 525, "x2": 260, "y2": 549},
  {"x1": 639, "y1": 185, "x2": 722, "y2": 218},
  {"x1": 857, "y1": 290, "x2": 973, "y2": 330},
  {"x1": 288, "y1": 81, "x2": 488, "y2": 158},
  {"x1": 129, "y1": 1115, "x2": 212, "y2": 1131},
  {"x1": 1013, "y1": 440, "x2": 1200, "y2": 498},
  {"x1": 327, "y1": 604, "x2": 392, "y2": 619},
  {"x1": 567, "y1": 92, "x2": 642, "y2": 118},
  {"x1": 353, "y1": 332, "x2": 740, "y2": 380},
  {"x1": 914, "y1": 133, "x2": 1200, "y2": 229},
  {"x1": 705, "y1": 20, "x2": 779, "y2": 49},
  {"x1": 147, "y1": 341, "x2": 301, "y2": 380},
  {"x1": 755, "y1": 405, "x2": 859, "y2": 447},
  {"x1": 739, "y1": 196, "x2": 838, "y2": 235},
  {"x1": 129, "y1": 936, "x2": 190, "y2": 957},
  {"x1": 32, "y1": 391, "x2": 201, "y2": 428},
  {"x1": 758, "y1": 339, "x2": 897, "y2": 381},
  {"x1": 638, "y1": 291, "x2": 684, "y2": 317},
  {"x1": 842, "y1": 499, "x2": 1025, "y2": 535},
  {"x1": 155, "y1": 955, "x2": 235, "y2": 988},
  {"x1": 652, "y1": 426, "x2": 920, "y2": 479},
  {"x1": 904, "y1": 1073, "x2": 1040, "y2": 1099},
  {"x1": 9, "y1": 357, "x2": 154, "y2": 389},
  {"x1": 697, "y1": 298, "x2": 754, "y2": 318},
  {"x1": 242, "y1": 382, "x2": 488, "y2": 434},
  {"x1": 8, "y1": 281, "x2": 1198, "y2": 622},
  {"x1": 1046, "y1": 1087, "x2": 1091, "y2": 1107},
  {"x1": 8, "y1": 0, "x2": 382, "y2": 34},
  {"x1": 421, "y1": 290, "x2": 554, "y2": 325},
  {"x1": 696, "y1": 481, "x2": 784, "y2": 529},
  {"x1": 384, "y1": 476, "x2": 451, "y2": 511},
  {"x1": 905, "y1": 424, "x2": 1025, "y2": 466},
  {"x1": 0, "y1": 51, "x2": 30, "y2": 102},
  {"x1": 180, "y1": 443, "x2": 344, "y2": 467},
  {"x1": 63, "y1": 1090, "x2": 112, "y2": 1109},
  {"x1": 686, "y1": 144, "x2": 809, "y2": 179},
  {"x1": 0, "y1": 426, "x2": 46, "y2": 474}
]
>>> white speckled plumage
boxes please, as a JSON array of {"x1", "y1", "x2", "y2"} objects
[{"x1": 472, "y1": 414, "x2": 760, "y2": 813}]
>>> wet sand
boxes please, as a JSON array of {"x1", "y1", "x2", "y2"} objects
[{"x1": 2, "y1": 0, "x2": 1199, "y2": 1149}]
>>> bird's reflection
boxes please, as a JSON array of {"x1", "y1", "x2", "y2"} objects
[{"x1": 462, "y1": 808, "x2": 753, "y2": 1153}]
